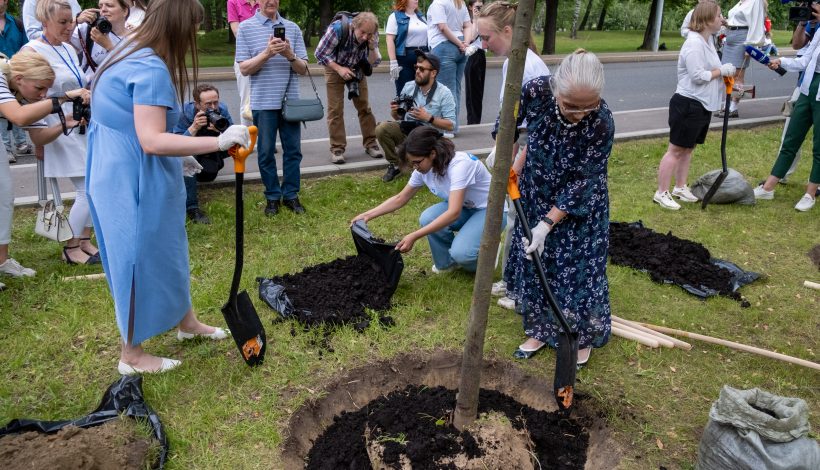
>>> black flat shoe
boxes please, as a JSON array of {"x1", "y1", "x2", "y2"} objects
[
  {"x1": 186, "y1": 208, "x2": 211, "y2": 224},
  {"x1": 62, "y1": 246, "x2": 100, "y2": 265},
  {"x1": 264, "y1": 199, "x2": 281, "y2": 216},
  {"x1": 283, "y1": 198, "x2": 306, "y2": 214},
  {"x1": 513, "y1": 343, "x2": 545, "y2": 359}
]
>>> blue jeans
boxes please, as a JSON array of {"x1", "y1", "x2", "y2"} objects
[
  {"x1": 252, "y1": 109, "x2": 303, "y2": 201},
  {"x1": 419, "y1": 202, "x2": 505, "y2": 272},
  {"x1": 184, "y1": 176, "x2": 198, "y2": 210},
  {"x1": 394, "y1": 51, "x2": 418, "y2": 96},
  {"x1": 432, "y1": 41, "x2": 466, "y2": 132},
  {"x1": 0, "y1": 120, "x2": 27, "y2": 151}
]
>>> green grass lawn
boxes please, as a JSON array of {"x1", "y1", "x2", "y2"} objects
[
  {"x1": 1, "y1": 124, "x2": 818, "y2": 468},
  {"x1": 194, "y1": 29, "x2": 797, "y2": 68}
]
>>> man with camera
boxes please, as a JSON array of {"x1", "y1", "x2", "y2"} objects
[
  {"x1": 375, "y1": 49, "x2": 456, "y2": 182},
  {"x1": 172, "y1": 84, "x2": 234, "y2": 224},
  {"x1": 315, "y1": 11, "x2": 384, "y2": 164}
]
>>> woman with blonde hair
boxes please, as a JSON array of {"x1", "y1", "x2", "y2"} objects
[
  {"x1": 88, "y1": 0, "x2": 249, "y2": 374},
  {"x1": 0, "y1": 49, "x2": 87, "y2": 290}
]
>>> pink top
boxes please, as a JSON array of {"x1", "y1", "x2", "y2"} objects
[{"x1": 227, "y1": 0, "x2": 260, "y2": 24}]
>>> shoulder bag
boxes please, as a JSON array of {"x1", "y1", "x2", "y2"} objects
[
  {"x1": 281, "y1": 67, "x2": 324, "y2": 124},
  {"x1": 34, "y1": 160, "x2": 73, "y2": 242}
]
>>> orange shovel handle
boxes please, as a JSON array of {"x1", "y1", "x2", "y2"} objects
[
  {"x1": 227, "y1": 126, "x2": 258, "y2": 174},
  {"x1": 723, "y1": 76, "x2": 734, "y2": 96},
  {"x1": 507, "y1": 168, "x2": 521, "y2": 201}
]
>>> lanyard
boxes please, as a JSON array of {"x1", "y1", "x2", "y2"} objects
[{"x1": 41, "y1": 34, "x2": 84, "y2": 88}]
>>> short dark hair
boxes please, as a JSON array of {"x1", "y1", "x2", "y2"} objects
[
  {"x1": 193, "y1": 83, "x2": 219, "y2": 103},
  {"x1": 397, "y1": 126, "x2": 455, "y2": 177}
]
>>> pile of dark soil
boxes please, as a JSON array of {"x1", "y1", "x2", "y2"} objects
[
  {"x1": 0, "y1": 419, "x2": 158, "y2": 469},
  {"x1": 306, "y1": 384, "x2": 588, "y2": 470},
  {"x1": 609, "y1": 222, "x2": 746, "y2": 302},
  {"x1": 267, "y1": 254, "x2": 393, "y2": 328},
  {"x1": 809, "y1": 245, "x2": 820, "y2": 270}
]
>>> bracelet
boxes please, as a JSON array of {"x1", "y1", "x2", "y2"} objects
[
  {"x1": 287, "y1": 57, "x2": 296, "y2": 62},
  {"x1": 428, "y1": 115, "x2": 435, "y2": 124}
]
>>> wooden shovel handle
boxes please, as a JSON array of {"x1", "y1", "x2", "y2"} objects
[{"x1": 228, "y1": 126, "x2": 258, "y2": 174}]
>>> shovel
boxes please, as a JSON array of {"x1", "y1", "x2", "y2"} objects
[
  {"x1": 507, "y1": 170, "x2": 579, "y2": 413},
  {"x1": 701, "y1": 76, "x2": 734, "y2": 209},
  {"x1": 221, "y1": 126, "x2": 266, "y2": 367}
]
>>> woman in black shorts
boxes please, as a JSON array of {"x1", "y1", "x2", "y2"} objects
[{"x1": 654, "y1": 1, "x2": 736, "y2": 210}]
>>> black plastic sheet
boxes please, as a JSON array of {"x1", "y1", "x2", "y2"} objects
[{"x1": 0, "y1": 375, "x2": 168, "y2": 469}]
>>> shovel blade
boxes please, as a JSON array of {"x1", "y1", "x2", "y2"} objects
[
  {"x1": 221, "y1": 290, "x2": 266, "y2": 367},
  {"x1": 553, "y1": 332, "x2": 579, "y2": 413}
]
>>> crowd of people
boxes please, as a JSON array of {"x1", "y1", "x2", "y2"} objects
[{"x1": 0, "y1": 0, "x2": 815, "y2": 375}]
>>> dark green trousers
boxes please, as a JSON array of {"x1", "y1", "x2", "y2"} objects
[{"x1": 774, "y1": 72, "x2": 820, "y2": 183}]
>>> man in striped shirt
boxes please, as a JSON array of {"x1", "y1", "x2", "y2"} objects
[
  {"x1": 235, "y1": 0, "x2": 309, "y2": 216},
  {"x1": 315, "y1": 11, "x2": 384, "y2": 164}
]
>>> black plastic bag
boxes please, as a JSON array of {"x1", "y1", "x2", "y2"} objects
[
  {"x1": 0, "y1": 375, "x2": 168, "y2": 469},
  {"x1": 257, "y1": 276, "x2": 300, "y2": 320},
  {"x1": 351, "y1": 220, "x2": 403, "y2": 297}
]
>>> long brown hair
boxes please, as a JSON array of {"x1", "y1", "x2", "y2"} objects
[{"x1": 94, "y1": 0, "x2": 203, "y2": 102}]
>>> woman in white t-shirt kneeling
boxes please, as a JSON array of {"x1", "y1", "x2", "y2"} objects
[{"x1": 351, "y1": 126, "x2": 503, "y2": 273}]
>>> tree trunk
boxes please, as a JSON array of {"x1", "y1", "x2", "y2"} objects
[
  {"x1": 570, "y1": 0, "x2": 582, "y2": 39},
  {"x1": 596, "y1": 2, "x2": 608, "y2": 31},
  {"x1": 453, "y1": 0, "x2": 537, "y2": 432},
  {"x1": 542, "y1": 0, "x2": 559, "y2": 54},
  {"x1": 203, "y1": 4, "x2": 213, "y2": 32},
  {"x1": 579, "y1": 0, "x2": 594, "y2": 31},
  {"x1": 638, "y1": 0, "x2": 660, "y2": 50},
  {"x1": 319, "y1": 0, "x2": 334, "y2": 33}
]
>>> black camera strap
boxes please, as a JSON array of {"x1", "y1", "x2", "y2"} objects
[{"x1": 412, "y1": 81, "x2": 437, "y2": 108}]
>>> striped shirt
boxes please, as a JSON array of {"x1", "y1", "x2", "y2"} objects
[
  {"x1": 235, "y1": 12, "x2": 307, "y2": 110},
  {"x1": 314, "y1": 20, "x2": 380, "y2": 69},
  {"x1": 0, "y1": 65, "x2": 17, "y2": 108}
]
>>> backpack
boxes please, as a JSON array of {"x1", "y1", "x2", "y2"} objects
[{"x1": 330, "y1": 11, "x2": 358, "y2": 56}]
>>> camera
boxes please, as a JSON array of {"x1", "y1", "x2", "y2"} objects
[
  {"x1": 392, "y1": 94, "x2": 415, "y2": 118},
  {"x1": 72, "y1": 97, "x2": 90, "y2": 122},
  {"x1": 204, "y1": 108, "x2": 229, "y2": 133},
  {"x1": 786, "y1": 0, "x2": 820, "y2": 22},
  {"x1": 90, "y1": 12, "x2": 112, "y2": 34}
]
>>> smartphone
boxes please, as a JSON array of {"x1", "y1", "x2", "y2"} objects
[{"x1": 273, "y1": 26, "x2": 286, "y2": 41}]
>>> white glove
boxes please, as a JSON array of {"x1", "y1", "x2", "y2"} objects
[
  {"x1": 719, "y1": 63, "x2": 736, "y2": 77},
  {"x1": 217, "y1": 125, "x2": 251, "y2": 151},
  {"x1": 389, "y1": 60, "x2": 401, "y2": 82},
  {"x1": 485, "y1": 147, "x2": 496, "y2": 168},
  {"x1": 465, "y1": 45, "x2": 478, "y2": 57},
  {"x1": 523, "y1": 220, "x2": 552, "y2": 260},
  {"x1": 181, "y1": 156, "x2": 202, "y2": 177}
]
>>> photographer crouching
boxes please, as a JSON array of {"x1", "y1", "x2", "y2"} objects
[
  {"x1": 172, "y1": 84, "x2": 234, "y2": 224},
  {"x1": 376, "y1": 50, "x2": 456, "y2": 182}
]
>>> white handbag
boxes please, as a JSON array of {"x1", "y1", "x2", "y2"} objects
[{"x1": 33, "y1": 160, "x2": 73, "y2": 242}]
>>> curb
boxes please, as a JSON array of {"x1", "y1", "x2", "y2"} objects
[{"x1": 13, "y1": 115, "x2": 785, "y2": 208}]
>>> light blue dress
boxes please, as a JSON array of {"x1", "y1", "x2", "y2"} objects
[{"x1": 86, "y1": 48, "x2": 191, "y2": 346}]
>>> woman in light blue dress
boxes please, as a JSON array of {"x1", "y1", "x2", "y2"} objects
[{"x1": 87, "y1": 0, "x2": 250, "y2": 374}]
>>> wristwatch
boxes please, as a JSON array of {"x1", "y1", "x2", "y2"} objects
[
  {"x1": 427, "y1": 115, "x2": 435, "y2": 124},
  {"x1": 543, "y1": 217, "x2": 555, "y2": 226}
]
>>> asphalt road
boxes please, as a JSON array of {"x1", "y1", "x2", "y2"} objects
[{"x1": 206, "y1": 59, "x2": 797, "y2": 141}]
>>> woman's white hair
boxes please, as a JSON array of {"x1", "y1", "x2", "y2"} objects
[{"x1": 551, "y1": 49, "x2": 605, "y2": 97}]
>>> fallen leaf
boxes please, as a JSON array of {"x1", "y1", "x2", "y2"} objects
[
  {"x1": 656, "y1": 438, "x2": 664, "y2": 450},
  {"x1": 669, "y1": 366, "x2": 677, "y2": 372},
  {"x1": 666, "y1": 431, "x2": 678, "y2": 439}
]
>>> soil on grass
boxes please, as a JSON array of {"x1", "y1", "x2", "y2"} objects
[
  {"x1": 268, "y1": 254, "x2": 393, "y2": 328},
  {"x1": 0, "y1": 419, "x2": 158, "y2": 469},
  {"x1": 609, "y1": 222, "x2": 744, "y2": 301},
  {"x1": 306, "y1": 384, "x2": 588, "y2": 469},
  {"x1": 809, "y1": 245, "x2": 820, "y2": 270}
]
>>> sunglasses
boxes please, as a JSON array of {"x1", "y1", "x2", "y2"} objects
[{"x1": 414, "y1": 65, "x2": 435, "y2": 72}]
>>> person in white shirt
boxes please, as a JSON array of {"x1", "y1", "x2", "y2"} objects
[
  {"x1": 718, "y1": 0, "x2": 766, "y2": 117},
  {"x1": 70, "y1": 0, "x2": 128, "y2": 83},
  {"x1": 654, "y1": 1, "x2": 735, "y2": 210},
  {"x1": 351, "y1": 126, "x2": 502, "y2": 273},
  {"x1": 427, "y1": 0, "x2": 472, "y2": 134},
  {"x1": 125, "y1": 0, "x2": 147, "y2": 30}
]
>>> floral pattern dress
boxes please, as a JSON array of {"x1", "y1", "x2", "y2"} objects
[{"x1": 503, "y1": 76, "x2": 614, "y2": 350}]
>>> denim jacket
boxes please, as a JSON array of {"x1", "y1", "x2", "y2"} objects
[{"x1": 393, "y1": 10, "x2": 426, "y2": 57}]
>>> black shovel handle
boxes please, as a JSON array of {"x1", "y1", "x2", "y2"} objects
[{"x1": 701, "y1": 77, "x2": 732, "y2": 209}]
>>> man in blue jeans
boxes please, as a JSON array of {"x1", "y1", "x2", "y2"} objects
[
  {"x1": 173, "y1": 84, "x2": 234, "y2": 224},
  {"x1": 235, "y1": 0, "x2": 309, "y2": 216}
]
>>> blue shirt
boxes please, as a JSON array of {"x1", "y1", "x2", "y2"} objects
[
  {"x1": 0, "y1": 13, "x2": 27, "y2": 58},
  {"x1": 235, "y1": 12, "x2": 307, "y2": 110},
  {"x1": 172, "y1": 101, "x2": 234, "y2": 136},
  {"x1": 399, "y1": 79, "x2": 456, "y2": 128}
]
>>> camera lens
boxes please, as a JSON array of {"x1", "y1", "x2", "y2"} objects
[{"x1": 93, "y1": 14, "x2": 113, "y2": 34}]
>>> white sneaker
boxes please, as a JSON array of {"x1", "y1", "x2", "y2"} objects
[
  {"x1": 794, "y1": 193, "x2": 816, "y2": 211},
  {"x1": 653, "y1": 191, "x2": 681, "y2": 210},
  {"x1": 0, "y1": 280, "x2": 5, "y2": 291},
  {"x1": 431, "y1": 263, "x2": 457, "y2": 274},
  {"x1": 0, "y1": 258, "x2": 36, "y2": 277},
  {"x1": 497, "y1": 296, "x2": 515, "y2": 310},
  {"x1": 753, "y1": 184, "x2": 774, "y2": 200},
  {"x1": 7, "y1": 153, "x2": 16, "y2": 163},
  {"x1": 491, "y1": 280, "x2": 506, "y2": 297},
  {"x1": 672, "y1": 185, "x2": 699, "y2": 202},
  {"x1": 442, "y1": 133, "x2": 455, "y2": 139}
]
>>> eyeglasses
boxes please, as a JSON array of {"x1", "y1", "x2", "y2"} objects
[
  {"x1": 409, "y1": 157, "x2": 428, "y2": 167},
  {"x1": 414, "y1": 65, "x2": 435, "y2": 72},
  {"x1": 558, "y1": 99, "x2": 600, "y2": 114}
]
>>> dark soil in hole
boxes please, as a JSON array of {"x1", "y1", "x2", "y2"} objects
[
  {"x1": 269, "y1": 254, "x2": 393, "y2": 328},
  {"x1": 0, "y1": 419, "x2": 158, "y2": 469},
  {"x1": 306, "y1": 384, "x2": 588, "y2": 470},
  {"x1": 809, "y1": 245, "x2": 820, "y2": 270},
  {"x1": 609, "y1": 222, "x2": 743, "y2": 301}
]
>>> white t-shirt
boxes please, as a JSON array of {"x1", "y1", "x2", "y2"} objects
[
  {"x1": 427, "y1": 0, "x2": 471, "y2": 50},
  {"x1": 408, "y1": 151, "x2": 492, "y2": 209},
  {"x1": 726, "y1": 0, "x2": 765, "y2": 45},
  {"x1": 500, "y1": 48, "x2": 550, "y2": 103},
  {"x1": 386, "y1": 12, "x2": 428, "y2": 49},
  {"x1": 71, "y1": 24, "x2": 124, "y2": 83},
  {"x1": 126, "y1": 7, "x2": 145, "y2": 29}
]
